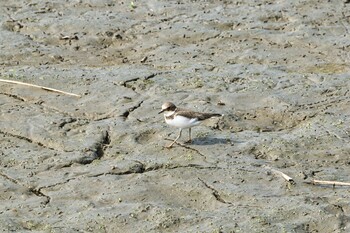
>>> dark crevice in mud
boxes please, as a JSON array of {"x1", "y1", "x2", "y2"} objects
[
  {"x1": 0, "y1": 92, "x2": 26, "y2": 101},
  {"x1": 198, "y1": 177, "x2": 232, "y2": 205},
  {"x1": 76, "y1": 130, "x2": 111, "y2": 165},
  {"x1": 93, "y1": 114, "x2": 115, "y2": 121},
  {"x1": 90, "y1": 161, "x2": 146, "y2": 177},
  {"x1": 0, "y1": 171, "x2": 19, "y2": 184},
  {"x1": 293, "y1": 94, "x2": 350, "y2": 110},
  {"x1": 145, "y1": 163, "x2": 219, "y2": 171},
  {"x1": 103, "y1": 130, "x2": 111, "y2": 144},
  {"x1": 77, "y1": 147, "x2": 105, "y2": 165},
  {"x1": 120, "y1": 72, "x2": 162, "y2": 88},
  {"x1": 121, "y1": 100, "x2": 144, "y2": 119},
  {"x1": 200, "y1": 33, "x2": 222, "y2": 42},
  {"x1": 55, "y1": 162, "x2": 74, "y2": 169},
  {"x1": 95, "y1": 130, "x2": 111, "y2": 159},
  {"x1": 37, "y1": 178, "x2": 75, "y2": 191},
  {"x1": 91, "y1": 162, "x2": 220, "y2": 177},
  {"x1": 31, "y1": 178, "x2": 78, "y2": 205},
  {"x1": 116, "y1": 161, "x2": 146, "y2": 174},
  {"x1": 0, "y1": 130, "x2": 57, "y2": 151},
  {"x1": 58, "y1": 117, "x2": 78, "y2": 128},
  {"x1": 0, "y1": 172, "x2": 51, "y2": 205},
  {"x1": 121, "y1": 78, "x2": 139, "y2": 87},
  {"x1": 29, "y1": 187, "x2": 51, "y2": 205}
]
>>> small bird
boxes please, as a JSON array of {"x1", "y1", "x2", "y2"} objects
[{"x1": 159, "y1": 102, "x2": 222, "y2": 148}]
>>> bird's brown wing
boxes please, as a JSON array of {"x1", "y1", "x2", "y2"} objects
[
  {"x1": 197, "y1": 113, "x2": 222, "y2": 121},
  {"x1": 176, "y1": 110, "x2": 221, "y2": 121}
]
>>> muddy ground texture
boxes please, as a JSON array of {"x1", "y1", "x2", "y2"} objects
[{"x1": 1, "y1": 0, "x2": 350, "y2": 232}]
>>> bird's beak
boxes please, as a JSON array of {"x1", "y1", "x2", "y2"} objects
[{"x1": 158, "y1": 109, "x2": 164, "y2": 114}]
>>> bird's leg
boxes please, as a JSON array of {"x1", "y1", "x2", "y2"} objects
[
  {"x1": 185, "y1": 128, "x2": 192, "y2": 144},
  {"x1": 167, "y1": 128, "x2": 182, "y2": 148}
]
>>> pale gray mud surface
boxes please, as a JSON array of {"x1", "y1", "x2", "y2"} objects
[{"x1": 1, "y1": 0, "x2": 350, "y2": 232}]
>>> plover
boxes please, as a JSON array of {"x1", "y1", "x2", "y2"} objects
[{"x1": 159, "y1": 102, "x2": 222, "y2": 148}]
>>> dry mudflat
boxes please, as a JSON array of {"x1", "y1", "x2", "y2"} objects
[{"x1": 1, "y1": 0, "x2": 350, "y2": 232}]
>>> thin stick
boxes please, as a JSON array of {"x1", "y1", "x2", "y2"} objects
[
  {"x1": 164, "y1": 138, "x2": 195, "y2": 150},
  {"x1": 0, "y1": 78, "x2": 81, "y2": 98},
  {"x1": 263, "y1": 165, "x2": 294, "y2": 182},
  {"x1": 310, "y1": 179, "x2": 350, "y2": 186}
]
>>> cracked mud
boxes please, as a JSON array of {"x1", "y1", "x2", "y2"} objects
[{"x1": 1, "y1": 0, "x2": 350, "y2": 232}]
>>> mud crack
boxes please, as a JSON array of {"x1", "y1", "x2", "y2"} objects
[
  {"x1": 0, "y1": 171, "x2": 51, "y2": 205},
  {"x1": 121, "y1": 100, "x2": 144, "y2": 119},
  {"x1": 0, "y1": 92, "x2": 26, "y2": 101},
  {"x1": 94, "y1": 130, "x2": 111, "y2": 159},
  {"x1": 57, "y1": 117, "x2": 78, "y2": 128},
  {"x1": 293, "y1": 94, "x2": 350, "y2": 111},
  {"x1": 145, "y1": 163, "x2": 218, "y2": 171},
  {"x1": 90, "y1": 162, "x2": 220, "y2": 177},
  {"x1": 0, "y1": 130, "x2": 57, "y2": 151},
  {"x1": 29, "y1": 187, "x2": 51, "y2": 205},
  {"x1": 89, "y1": 161, "x2": 146, "y2": 177},
  {"x1": 77, "y1": 130, "x2": 111, "y2": 165},
  {"x1": 198, "y1": 177, "x2": 232, "y2": 205},
  {"x1": 0, "y1": 171, "x2": 19, "y2": 184},
  {"x1": 120, "y1": 72, "x2": 162, "y2": 88}
]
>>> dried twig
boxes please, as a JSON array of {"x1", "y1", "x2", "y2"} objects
[
  {"x1": 198, "y1": 177, "x2": 232, "y2": 205},
  {"x1": 164, "y1": 138, "x2": 208, "y2": 158},
  {"x1": 164, "y1": 138, "x2": 188, "y2": 147},
  {"x1": 263, "y1": 165, "x2": 294, "y2": 183},
  {"x1": 164, "y1": 138, "x2": 203, "y2": 152},
  {"x1": 0, "y1": 78, "x2": 81, "y2": 97},
  {"x1": 308, "y1": 179, "x2": 350, "y2": 186}
]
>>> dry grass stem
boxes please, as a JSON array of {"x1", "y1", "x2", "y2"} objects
[
  {"x1": 311, "y1": 179, "x2": 350, "y2": 186},
  {"x1": 0, "y1": 78, "x2": 81, "y2": 98},
  {"x1": 263, "y1": 165, "x2": 294, "y2": 182}
]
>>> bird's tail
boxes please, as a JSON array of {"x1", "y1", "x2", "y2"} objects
[{"x1": 199, "y1": 113, "x2": 223, "y2": 120}]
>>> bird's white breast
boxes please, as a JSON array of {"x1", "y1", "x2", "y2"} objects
[{"x1": 165, "y1": 114, "x2": 201, "y2": 129}]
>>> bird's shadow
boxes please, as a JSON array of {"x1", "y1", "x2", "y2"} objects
[{"x1": 189, "y1": 137, "x2": 231, "y2": 146}]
